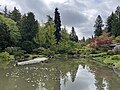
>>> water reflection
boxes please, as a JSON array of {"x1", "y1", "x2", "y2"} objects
[{"x1": 0, "y1": 60, "x2": 120, "y2": 90}]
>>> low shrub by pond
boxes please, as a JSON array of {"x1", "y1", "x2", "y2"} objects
[{"x1": 0, "y1": 52, "x2": 10, "y2": 61}]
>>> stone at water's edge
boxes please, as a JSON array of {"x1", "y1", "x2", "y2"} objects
[
  {"x1": 113, "y1": 66, "x2": 120, "y2": 76},
  {"x1": 17, "y1": 57, "x2": 48, "y2": 66}
]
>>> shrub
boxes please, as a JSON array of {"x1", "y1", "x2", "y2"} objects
[
  {"x1": 97, "y1": 45, "x2": 111, "y2": 52},
  {"x1": 111, "y1": 55, "x2": 120, "y2": 60},
  {"x1": 0, "y1": 52, "x2": 10, "y2": 61},
  {"x1": 33, "y1": 47, "x2": 46, "y2": 55},
  {"x1": 99, "y1": 53, "x2": 107, "y2": 57},
  {"x1": 14, "y1": 50, "x2": 25, "y2": 61},
  {"x1": 77, "y1": 49, "x2": 85, "y2": 54},
  {"x1": 24, "y1": 54, "x2": 30, "y2": 58},
  {"x1": 5, "y1": 47, "x2": 21, "y2": 55},
  {"x1": 44, "y1": 49, "x2": 55, "y2": 58},
  {"x1": 85, "y1": 48, "x2": 97, "y2": 54},
  {"x1": 90, "y1": 36, "x2": 112, "y2": 48},
  {"x1": 107, "y1": 50, "x2": 114, "y2": 55},
  {"x1": 21, "y1": 41, "x2": 35, "y2": 53}
]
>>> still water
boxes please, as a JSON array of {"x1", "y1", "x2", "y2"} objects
[{"x1": 0, "y1": 59, "x2": 120, "y2": 90}]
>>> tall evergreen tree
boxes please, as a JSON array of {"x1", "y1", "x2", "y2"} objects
[
  {"x1": 61, "y1": 26, "x2": 69, "y2": 41},
  {"x1": 9, "y1": 7, "x2": 21, "y2": 23},
  {"x1": 112, "y1": 6, "x2": 120, "y2": 37},
  {"x1": 70, "y1": 27, "x2": 78, "y2": 42},
  {"x1": 82, "y1": 36, "x2": 85, "y2": 42},
  {"x1": 54, "y1": 8, "x2": 61, "y2": 44},
  {"x1": 0, "y1": 22, "x2": 10, "y2": 50},
  {"x1": 106, "y1": 12, "x2": 114, "y2": 33},
  {"x1": 94, "y1": 15, "x2": 104, "y2": 36},
  {"x1": 20, "y1": 12, "x2": 39, "y2": 42}
]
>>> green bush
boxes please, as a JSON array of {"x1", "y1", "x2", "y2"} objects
[
  {"x1": 99, "y1": 53, "x2": 107, "y2": 57},
  {"x1": 0, "y1": 52, "x2": 10, "y2": 61},
  {"x1": 5, "y1": 47, "x2": 21, "y2": 55},
  {"x1": 21, "y1": 41, "x2": 35, "y2": 53},
  {"x1": 86, "y1": 48, "x2": 97, "y2": 54},
  {"x1": 33, "y1": 47, "x2": 46, "y2": 55},
  {"x1": 44, "y1": 49, "x2": 55, "y2": 58},
  {"x1": 97, "y1": 46, "x2": 111, "y2": 52},
  {"x1": 107, "y1": 50, "x2": 114, "y2": 55},
  {"x1": 14, "y1": 50, "x2": 25, "y2": 61},
  {"x1": 111, "y1": 55, "x2": 120, "y2": 60}
]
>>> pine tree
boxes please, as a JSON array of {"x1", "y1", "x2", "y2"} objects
[
  {"x1": 61, "y1": 26, "x2": 69, "y2": 41},
  {"x1": 70, "y1": 27, "x2": 78, "y2": 42},
  {"x1": 9, "y1": 7, "x2": 21, "y2": 23},
  {"x1": 94, "y1": 15, "x2": 104, "y2": 36},
  {"x1": 0, "y1": 22, "x2": 10, "y2": 50},
  {"x1": 54, "y1": 8, "x2": 61, "y2": 44},
  {"x1": 82, "y1": 36, "x2": 85, "y2": 42},
  {"x1": 20, "y1": 12, "x2": 39, "y2": 42},
  {"x1": 106, "y1": 12, "x2": 114, "y2": 33},
  {"x1": 112, "y1": 6, "x2": 120, "y2": 37}
]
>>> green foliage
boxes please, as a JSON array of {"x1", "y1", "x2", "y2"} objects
[
  {"x1": 44, "y1": 49, "x2": 55, "y2": 58},
  {"x1": 111, "y1": 55, "x2": 120, "y2": 60},
  {"x1": 5, "y1": 47, "x2": 21, "y2": 55},
  {"x1": 14, "y1": 50, "x2": 25, "y2": 61},
  {"x1": 33, "y1": 47, "x2": 46, "y2": 55},
  {"x1": 0, "y1": 21, "x2": 10, "y2": 50},
  {"x1": 9, "y1": 7, "x2": 21, "y2": 22},
  {"x1": 61, "y1": 27, "x2": 70, "y2": 41},
  {"x1": 20, "y1": 12, "x2": 38, "y2": 42},
  {"x1": 113, "y1": 36, "x2": 120, "y2": 44},
  {"x1": 106, "y1": 12, "x2": 114, "y2": 33},
  {"x1": 85, "y1": 48, "x2": 97, "y2": 54},
  {"x1": 0, "y1": 14, "x2": 21, "y2": 46},
  {"x1": 94, "y1": 15, "x2": 104, "y2": 36},
  {"x1": 107, "y1": 50, "x2": 114, "y2": 55},
  {"x1": 54, "y1": 8, "x2": 61, "y2": 44},
  {"x1": 0, "y1": 52, "x2": 10, "y2": 61},
  {"x1": 34, "y1": 26, "x2": 46, "y2": 47},
  {"x1": 115, "y1": 61, "x2": 120, "y2": 68},
  {"x1": 70, "y1": 27, "x2": 78, "y2": 42},
  {"x1": 57, "y1": 40, "x2": 77, "y2": 54},
  {"x1": 44, "y1": 21, "x2": 56, "y2": 49},
  {"x1": 96, "y1": 45, "x2": 111, "y2": 52},
  {"x1": 21, "y1": 41, "x2": 35, "y2": 53}
]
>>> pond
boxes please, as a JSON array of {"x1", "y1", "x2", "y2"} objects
[{"x1": 0, "y1": 58, "x2": 120, "y2": 90}]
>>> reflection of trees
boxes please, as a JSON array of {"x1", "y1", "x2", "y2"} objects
[
  {"x1": 69, "y1": 63, "x2": 79, "y2": 82},
  {"x1": 88, "y1": 61, "x2": 120, "y2": 90},
  {"x1": 0, "y1": 60, "x2": 79, "y2": 90}
]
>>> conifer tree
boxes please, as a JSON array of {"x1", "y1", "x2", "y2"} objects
[
  {"x1": 20, "y1": 12, "x2": 39, "y2": 42},
  {"x1": 112, "y1": 6, "x2": 120, "y2": 37},
  {"x1": 94, "y1": 15, "x2": 104, "y2": 36},
  {"x1": 54, "y1": 8, "x2": 61, "y2": 44},
  {"x1": 106, "y1": 12, "x2": 114, "y2": 33},
  {"x1": 9, "y1": 7, "x2": 21, "y2": 23},
  {"x1": 70, "y1": 27, "x2": 78, "y2": 42}
]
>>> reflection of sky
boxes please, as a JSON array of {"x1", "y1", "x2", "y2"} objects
[{"x1": 60, "y1": 65, "x2": 96, "y2": 90}]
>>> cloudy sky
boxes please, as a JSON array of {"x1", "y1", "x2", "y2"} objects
[{"x1": 0, "y1": 0, "x2": 120, "y2": 39}]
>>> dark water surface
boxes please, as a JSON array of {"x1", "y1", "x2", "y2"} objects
[{"x1": 0, "y1": 59, "x2": 120, "y2": 90}]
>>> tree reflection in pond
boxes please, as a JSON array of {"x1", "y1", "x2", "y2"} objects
[{"x1": 0, "y1": 59, "x2": 120, "y2": 90}]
